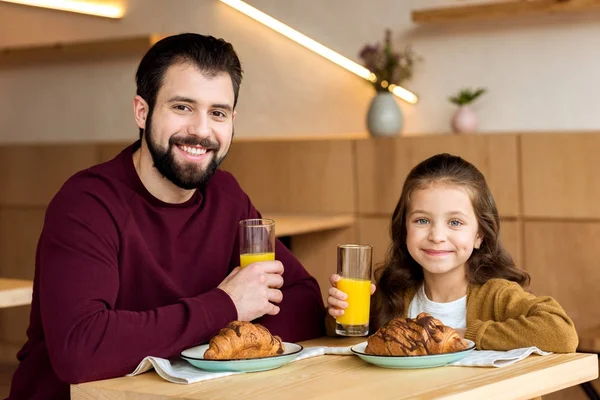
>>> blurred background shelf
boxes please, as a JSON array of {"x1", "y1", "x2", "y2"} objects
[
  {"x1": 265, "y1": 213, "x2": 355, "y2": 237},
  {"x1": 0, "y1": 34, "x2": 163, "y2": 66},
  {"x1": 412, "y1": 0, "x2": 600, "y2": 24}
]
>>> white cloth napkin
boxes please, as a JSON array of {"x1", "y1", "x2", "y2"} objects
[
  {"x1": 449, "y1": 347, "x2": 552, "y2": 367},
  {"x1": 128, "y1": 345, "x2": 353, "y2": 384}
]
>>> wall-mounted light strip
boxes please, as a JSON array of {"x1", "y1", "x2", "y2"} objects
[
  {"x1": 220, "y1": 0, "x2": 418, "y2": 104},
  {"x1": 0, "y1": 0, "x2": 125, "y2": 19}
]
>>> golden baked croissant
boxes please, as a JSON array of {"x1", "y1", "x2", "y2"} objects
[
  {"x1": 203, "y1": 321, "x2": 285, "y2": 360},
  {"x1": 365, "y1": 312, "x2": 468, "y2": 356}
]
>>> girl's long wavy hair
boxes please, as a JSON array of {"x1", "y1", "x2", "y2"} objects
[{"x1": 371, "y1": 153, "x2": 529, "y2": 329}]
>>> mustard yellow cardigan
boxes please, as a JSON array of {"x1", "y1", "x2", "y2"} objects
[{"x1": 327, "y1": 278, "x2": 578, "y2": 353}]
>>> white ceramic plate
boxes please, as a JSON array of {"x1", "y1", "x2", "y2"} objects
[
  {"x1": 351, "y1": 340, "x2": 475, "y2": 369},
  {"x1": 180, "y1": 342, "x2": 303, "y2": 373}
]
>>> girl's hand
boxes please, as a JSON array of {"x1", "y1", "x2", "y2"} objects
[{"x1": 327, "y1": 274, "x2": 377, "y2": 318}]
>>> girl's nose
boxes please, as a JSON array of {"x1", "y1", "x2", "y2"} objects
[{"x1": 428, "y1": 225, "x2": 446, "y2": 243}]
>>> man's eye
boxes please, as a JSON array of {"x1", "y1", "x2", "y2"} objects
[
  {"x1": 174, "y1": 104, "x2": 191, "y2": 112},
  {"x1": 212, "y1": 110, "x2": 226, "y2": 118}
]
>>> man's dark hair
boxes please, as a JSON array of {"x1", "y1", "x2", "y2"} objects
[{"x1": 135, "y1": 33, "x2": 243, "y2": 139}]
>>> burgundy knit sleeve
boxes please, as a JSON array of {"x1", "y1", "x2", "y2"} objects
[{"x1": 39, "y1": 190, "x2": 237, "y2": 384}]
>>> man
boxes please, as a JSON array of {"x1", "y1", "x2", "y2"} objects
[{"x1": 8, "y1": 33, "x2": 325, "y2": 399}]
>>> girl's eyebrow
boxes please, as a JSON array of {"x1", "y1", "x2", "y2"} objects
[{"x1": 408, "y1": 210, "x2": 469, "y2": 218}]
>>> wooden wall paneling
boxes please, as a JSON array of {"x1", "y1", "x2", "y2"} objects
[
  {"x1": 0, "y1": 144, "x2": 99, "y2": 206},
  {"x1": 98, "y1": 142, "x2": 130, "y2": 163},
  {"x1": 357, "y1": 217, "x2": 390, "y2": 270},
  {"x1": 290, "y1": 225, "x2": 357, "y2": 304},
  {"x1": 0, "y1": 207, "x2": 45, "y2": 363},
  {"x1": 355, "y1": 135, "x2": 520, "y2": 218},
  {"x1": 523, "y1": 221, "x2": 600, "y2": 332},
  {"x1": 521, "y1": 133, "x2": 600, "y2": 219},
  {"x1": 500, "y1": 220, "x2": 522, "y2": 270},
  {"x1": 222, "y1": 140, "x2": 356, "y2": 214}
]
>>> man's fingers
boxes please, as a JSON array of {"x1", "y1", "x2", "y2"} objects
[
  {"x1": 328, "y1": 286, "x2": 347, "y2": 300},
  {"x1": 328, "y1": 296, "x2": 348, "y2": 309},
  {"x1": 267, "y1": 288, "x2": 283, "y2": 304},
  {"x1": 329, "y1": 274, "x2": 340, "y2": 286}
]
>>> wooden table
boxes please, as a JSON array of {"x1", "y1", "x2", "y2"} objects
[
  {"x1": 72, "y1": 337, "x2": 598, "y2": 400},
  {"x1": 0, "y1": 278, "x2": 33, "y2": 308}
]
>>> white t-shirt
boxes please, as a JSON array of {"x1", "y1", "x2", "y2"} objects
[{"x1": 407, "y1": 285, "x2": 467, "y2": 329}]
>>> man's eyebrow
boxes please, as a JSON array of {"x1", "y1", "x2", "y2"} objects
[
  {"x1": 212, "y1": 103, "x2": 233, "y2": 112},
  {"x1": 167, "y1": 96, "x2": 197, "y2": 104}
]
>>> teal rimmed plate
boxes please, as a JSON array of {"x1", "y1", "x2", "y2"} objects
[
  {"x1": 180, "y1": 342, "x2": 303, "y2": 373},
  {"x1": 351, "y1": 339, "x2": 475, "y2": 369}
]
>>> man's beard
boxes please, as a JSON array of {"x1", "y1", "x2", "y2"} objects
[{"x1": 144, "y1": 113, "x2": 230, "y2": 190}]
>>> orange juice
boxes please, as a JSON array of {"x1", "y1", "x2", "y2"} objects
[
  {"x1": 240, "y1": 252, "x2": 275, "y2": 268},
  {"x1": 336, "y1": 277, "x2": 371, "y2": 325}
]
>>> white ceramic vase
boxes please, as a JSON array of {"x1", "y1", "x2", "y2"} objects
[
  {"x1": 366, "y1": 92, "x2": 403, "y2": 137},
  {"x1": 451, "y1": 105, "x2": 478, "y2": 134}
]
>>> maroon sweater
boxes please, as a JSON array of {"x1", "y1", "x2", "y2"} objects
[{"x1": 8, "y1": 142, "x2": 325, "y2": 399}]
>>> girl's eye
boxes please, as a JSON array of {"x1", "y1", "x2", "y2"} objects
[
  {"x1": 415, "y1": 218, "x2": 429, "y2": 224},
  {"x1": 449, "y1": 219, "x2": 463, "y2": 227},
  {"x1": 174, "y1": 104, "x2": 191, "y2": 112}
]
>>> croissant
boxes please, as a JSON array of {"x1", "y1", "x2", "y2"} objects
[
  {"x1": 203, "y1": 321, "x2": 285, "y2": 360},
  {"x1": 365, "y1": 312, "x2": 468, "y2": 356}
]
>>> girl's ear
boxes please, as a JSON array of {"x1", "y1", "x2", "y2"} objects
[{"x1": 474, "y1": 232, "x2": 483, "y2": 249}]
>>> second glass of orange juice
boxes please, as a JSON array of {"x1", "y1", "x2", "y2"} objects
[
  {"x1": 336, "y1": 244, "x2": 372, "y2": 336},
  {"x1": 239, "y1": 219, "x2": 275, "y2": 268}
]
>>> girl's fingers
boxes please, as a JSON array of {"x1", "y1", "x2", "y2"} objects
[{"x1": 370, "y1": 283, "x2": 377, "y2": 295}]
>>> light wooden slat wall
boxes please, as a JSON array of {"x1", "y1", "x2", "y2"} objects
[
  {"x1": 221, "y1": 140, "x2": 356, "y2": 214},
  {"x1": 355, "y1": 135, "x2": 520, "y2": 218},
  {"x1": 521, "y1": 133, "x2": 600, "y2": 219}
]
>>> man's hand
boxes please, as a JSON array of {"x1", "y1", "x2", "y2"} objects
[{"x1": 218, "y1": 261, "x2": 284, "y2": 321}]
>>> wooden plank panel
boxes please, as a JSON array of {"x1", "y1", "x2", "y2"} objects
[
  {"x1": 524, "y1": 221, "x2": 600, "y2": 332},
  {"x1": 0, "y1": 207, "x2": 45, "y2": 358},
  {"x1": 291, "y1": 225, "x2": 357, "y2": 304},
  {"x1": 0, "y1": 207, "x2": 45, "y2": 280},
  {"x1": 358, "y1": 217, "x2": 521, "y2": 274},
  {"x1": 222, "y1": 140, "x2": 356, "y2": 214},
  {"x1": 356, "y1": 135, "x2": 519, "y2": 218},
  {"x1": 98, "y1": 142, "x2": 130, "y2": 163},
  {"x1": 521, "y1": 133, "x2": 600, "y2": 219},
  {"x1": 0, "y1": 145, "x2": 99, "y2": 206}
]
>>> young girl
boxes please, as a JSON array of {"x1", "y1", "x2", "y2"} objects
[{"x1": 327, "y1": 153, "x2": 578, "y2": 352}]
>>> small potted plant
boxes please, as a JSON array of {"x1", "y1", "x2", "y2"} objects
[
  {"x1": 359, "y1": 29, "x2": 419, "y2": 136},
  {"x1": 449, "y1": 88, "x2": 486, "y2": 134}
]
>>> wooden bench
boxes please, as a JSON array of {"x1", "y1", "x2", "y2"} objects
[{"x1": 578, "y1": 326, "x2": 600, "y2": 400}]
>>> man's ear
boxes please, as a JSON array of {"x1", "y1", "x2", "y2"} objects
[{"x1": 133, "y1": 95, "x2": 149, "y2": 130}]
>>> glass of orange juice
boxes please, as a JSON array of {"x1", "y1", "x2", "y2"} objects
[
  {"x1": 239, "y1": 219, "x2": 275, "y2": 268},
  {"x1": 336, "y1": 244, "x2": 372, "y2": 336}
]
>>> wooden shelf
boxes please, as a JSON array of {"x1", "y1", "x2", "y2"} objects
[
  {"x1": 412, "y1": 0, "x2": 600, "y2": 24},
  {"x1": 0, "y1": 278, "x2": 32, "y2": 308},
  {"x1": 264, "y1": 213, "x2": 355, "y2": 237},
  {"x1": 0, "y1": 34, "x2": 164, "y2": 67}
]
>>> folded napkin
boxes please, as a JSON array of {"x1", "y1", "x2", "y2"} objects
[
  {"x1": 449, "y1": 347, "x2": 552, "y2": 367},
  {"x1": 128, "y1": 345, "x2": 353, "y2": 384}
]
